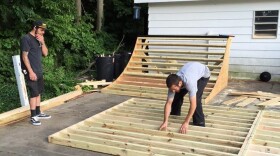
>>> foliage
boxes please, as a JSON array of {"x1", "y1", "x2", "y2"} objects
[
  {"x1": 103, "y1": 0, "x2": 148, "y2": 50},
  {"x1": 42, "y1": 55, "x2": 78, "y2": 100},
  {"x1": 0, "y1": 83, "x2": 21, "y2": 113},
  {"x1": 0, "y1": 0, "x2": 147, "y2": 112}
]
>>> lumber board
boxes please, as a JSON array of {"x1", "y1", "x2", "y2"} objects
[
  {"x1": 127, "y1": 66, "x2": 220, "y2": 75},
  {"x1": 238, "y1": 111, "x2": 263, "y2": 156},
  {"x1": 138, "y1": 37, "x2": 228, "y2": 41},
  {"x1": 248, "y1": 144, "x2": 280, "y2": 155},
  {"x1": 78, "y1": 80, "x2": 112, "y2": 88},
  {"x1": 139, "y1": 42, "x2": 227, "y2": 48},
  {"x1": 256, "y1": 97, "x2": 280, "y2": 106},
  {"x1": 205, "y1": 37, "x2": 232, "y2": 104},
  {"x1": 49, "y1": 98, "x2": 259, "y2": 156},
  {"x1": 236, "y1": 98, "x2": 256, "y2": 107},
  {"x1": 133, "y1": 55, "x2": 224, "y2": 62},
  {"x1": 129, "y1": 61, "x2": 222, "y2": 69},
  {"x1": 135, "y1": 49, "x2": 225, "y2": 55},
  {"x1": 246, "y1": 150, "x2": 280, "y2": 156},
  {"x1": 229, "y1": 91, "x2": 280, "y2": 98},
  {"x1": 0, "y1": 89, "x2": 83, "y2": 126},
  {"x1": 222, "y1": 96, "x2": 248, "y2": 105}
]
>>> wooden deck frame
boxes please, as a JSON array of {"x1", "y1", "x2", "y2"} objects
[
  {"x1": 49, "y1": 98, "x2": 262, "y2": 156},
  {"x1": 241, "y1": 110, "x2": 280, "y2": 156},
  {"x1": 101, "y1": 36, "x2": 233, "y2": 104}
]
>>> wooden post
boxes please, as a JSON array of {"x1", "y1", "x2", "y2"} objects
[
  {"x1": 12, "y1": 55, "x2": 29, "y2": 107},
  {"x1": 76, "y1": 0, "x2": 82, "y2": 23},
  {"x1": 96, "y1": 0, "x2": 104, "y2": 31}
]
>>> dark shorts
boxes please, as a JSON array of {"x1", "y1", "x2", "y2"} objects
[{"x1": 25, "y1": 73, "x2": 44, "y2": 98}]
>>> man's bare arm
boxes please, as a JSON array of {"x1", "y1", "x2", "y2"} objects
[
  {"x1": 159, "y1": 98, "x2": 173, "y2": 131},
  {"x1": 180, "y1": 96, "x2": 196, "y2": 133}
]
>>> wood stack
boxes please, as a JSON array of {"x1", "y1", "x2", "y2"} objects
[{"x1": 222, "y1": 91, "x2": 280, "y2": 107}]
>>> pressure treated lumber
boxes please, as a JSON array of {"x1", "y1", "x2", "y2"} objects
[
  {"x1": 49, "y1": 98, "x2": 258, "y2": 156},
  {"x1": 236, "y1": 98, "x2": 256, "y2": 107},
  {"x1": 0, "y1": 89, "x2": 83, "y2": 126},
  {"x1": 222, "y1": 96, "x2": 248, "y2": 105},
  {"x1": 78, "y1": 79, "x2": 112, "y2": 88},
  {"x1": 101, "y1": 36, "x2": 233, "y2": 104},
  {"x1": 242, "y1": 110, "x2": 280, "y2": 156}
]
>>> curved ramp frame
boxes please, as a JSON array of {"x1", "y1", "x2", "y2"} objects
[{"x1": 102, "y1": 35, "x2": 233, "y2": 104}]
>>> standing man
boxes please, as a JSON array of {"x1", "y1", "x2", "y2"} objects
[
  {"x1": 159, "y1": 62, "x2": 210, "y2": 133},
  {"x1": 20, "y1": 20, "x2": 51, "y2": 126}
]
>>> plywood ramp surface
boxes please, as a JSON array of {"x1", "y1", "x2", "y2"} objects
[
  {"x1": 49, "y1": 98, "x2": 260, "y2": 156},
  {"x1": 101, "y1": 36, "x2": 233, "y2": 104}
]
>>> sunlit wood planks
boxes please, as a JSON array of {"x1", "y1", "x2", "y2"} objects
[{"x1": 49, "y1": 98, "x2": 259, "y2": 156}]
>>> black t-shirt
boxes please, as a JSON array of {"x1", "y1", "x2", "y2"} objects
[{"x1": 20, "y1": 33, "x2": 43, "y2": 75}]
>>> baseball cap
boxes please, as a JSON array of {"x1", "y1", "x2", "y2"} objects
[{"x1": 33, "y1": 20, "x2": 47, "y2": 29}]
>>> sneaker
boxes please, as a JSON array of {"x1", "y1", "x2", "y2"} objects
[
  {"x1": 30, "y1": 116, "x2": 41, "y2": 126},
  {"x1": 37, "y1": 113, "x2": 51, "y2": 119}
]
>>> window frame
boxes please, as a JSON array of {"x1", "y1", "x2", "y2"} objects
[{"x1": 252, "y1": 10, "x2": 279, "y2": 39}]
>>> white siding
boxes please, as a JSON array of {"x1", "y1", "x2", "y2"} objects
[{"x1": 147, "y1": 0, "x2": 280, "y2": 81}]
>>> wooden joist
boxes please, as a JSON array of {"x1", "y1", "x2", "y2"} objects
[
  {"x1": 138, "y1": 42, "x2": 227, "y2": 48},
  {"x1": 135, "y1": 49, "x2": 225, "y2": 55},
  {"x1": 49, "y1": 98, "x2": 259, "y2": 156},
  {"x1": 133, "y1": 55, "x2": 224, "y2": 62},
  {"x1": 243, "y1": 110, "x2": 280, "y2": 156}
]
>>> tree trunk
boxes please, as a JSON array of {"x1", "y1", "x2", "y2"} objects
[
  {"x1": 76, "y1": 0, "x2": 82, "y2": 23},
  {"x1": 96, "y1": 0, "x2": 104, "y2": 31}
]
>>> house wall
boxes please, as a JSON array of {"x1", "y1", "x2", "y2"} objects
[{"x1": 147, "y1": 0, "x2": 280, "y2": 81}]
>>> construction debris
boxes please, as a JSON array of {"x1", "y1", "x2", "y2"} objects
[
  {"x1": 78, "y1": 79, "x2": 112, "y2": 88},
  {"x1": 223, "y1": 91, "x2": 280, "y2": 107}
]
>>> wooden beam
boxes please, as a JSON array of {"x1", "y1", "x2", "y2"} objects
[
  {"x1": 256, "y1": 97, "x2": 280, "y2": 106},
  {"x1": 238, "y1": 111, "x2": 263, "y2": 156},
  {"x1": 135, "y1": 49, "x2": 225, "y2": 55},
  {"x1": 236, "y1": 98, "x2": 256, "y2": 107},
  {"x1": 248, "y1": 144, "x2": 280, "y2": 155},
  {"x1": 139, "y1": 42, "x2": 226, "y2": 48},
  {"x1": 0, "y1": 89, "x2": 83, "y2": 126},
  {"x1": 222, "y1": 96, "x2": 248, "y2": 105},
  {"x1": 133, "y1": 55, "x2": 223, "y2": 62},
  {"x1": 138, "y1": 37, "x2": 228, "y2": 41},
  {"x1": 129, "y1": 61, "x2": 222, "y2": 69}
]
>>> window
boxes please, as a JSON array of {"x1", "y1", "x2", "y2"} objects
[{"x1": 253, "y1": 10, "x2": 279, "y2": 38}]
